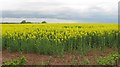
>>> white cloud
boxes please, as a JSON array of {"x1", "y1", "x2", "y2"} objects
[
  {"x1": 0, "y1": 0, "x2": 119, "y2": 22},
  {"x1": 1, "y1": 0, "x2": 118, "y2": 11}
]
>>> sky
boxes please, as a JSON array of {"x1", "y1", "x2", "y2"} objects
[{"x1": 0, "y1": 0, "x2": 119, "y2": 23}]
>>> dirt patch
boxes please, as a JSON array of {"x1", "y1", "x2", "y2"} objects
[
  {"x1": 0, "y1": 52, "x2": 2, "y2": 65},
  {"x1": 2, "y1": 48, "x2": 118, "y2": 65}
]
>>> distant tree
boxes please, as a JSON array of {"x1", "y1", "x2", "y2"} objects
[
  {"x1": 21, "y1": 20, "x2": 26, "y2": 24},
  {"x1": 20, "y1": 20, "x2": 32, "y2": 24},
  {"x1": 26, "y1": 22, "x2": 32, "y2": 24},
  {"x1": 41, "y1": 21, "x2": 47, "y2": 23}
]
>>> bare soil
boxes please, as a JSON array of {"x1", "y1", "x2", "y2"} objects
[
  {"x1": 2, "y1": 48, "x2": 119, "y2": 65},
  {"x1": 0, "y1": 52, "x2": 2, "y2": 65}
]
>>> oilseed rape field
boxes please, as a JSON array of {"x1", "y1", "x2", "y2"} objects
[{"x1": 2, "y1": 24, "x2": 120, "y2": 65}]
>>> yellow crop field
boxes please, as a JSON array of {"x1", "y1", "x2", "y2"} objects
[{"x1": 2, "y1": 24, "x2": 119, "y2": 55}]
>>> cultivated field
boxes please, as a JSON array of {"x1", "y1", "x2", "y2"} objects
[{"x1": 2, "y1": 24, "x2": 120, "y2": 65}]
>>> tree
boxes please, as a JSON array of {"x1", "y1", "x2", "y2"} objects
[
  {"x1": 41, "y1": 21, "x2": 47, "y2": 23},
  {"x1": 21, "y1": 20, "x2": 26, "y2": 24}
]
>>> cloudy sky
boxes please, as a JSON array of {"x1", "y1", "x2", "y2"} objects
[{"x1": 0, "y1": 0, "x2": 119, "y2": 23}]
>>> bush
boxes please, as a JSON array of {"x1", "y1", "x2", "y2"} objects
[
  {"x1": 41, "y1": 21, "x2": 47, "y2": 23},
  {"x1": 97, "y1": 54, "x2": 120, "y2": 65},
  {"x1": 3, "y1": 56, "x2": 27, "y2": 65}
]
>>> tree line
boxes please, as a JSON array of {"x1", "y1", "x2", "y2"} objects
[
  {"x1": 21, "y1": 20, "x2": 47, "y2": 24},
  {"x1": 2, "y1": 20, "x2": 47, "y2": 24}
]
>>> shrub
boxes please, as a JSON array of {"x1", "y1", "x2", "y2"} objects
[
  {"x1": 3, "y1": 56, "x2": 27, "y2": 65},
  {"x1": 41, "y1": 21, "x2": 47, "y2": 23},
  {"x1": 97, "y1": 54, "x2": 120, "y2": 65}
]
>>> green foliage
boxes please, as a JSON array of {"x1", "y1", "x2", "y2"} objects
[
  {"x1": 97, "y1": 54, "x2": 120, "y2": 65},
  {"x1": 81, "y1": 58, "x2": 90, "y2": 65},
  {"x1": 4, "y1": 56, "x2": 27, "y2": 65}
]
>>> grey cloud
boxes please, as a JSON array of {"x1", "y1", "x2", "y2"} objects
[{"x1": 2, "y1": 6, "x2": 117, "y2": 23}]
